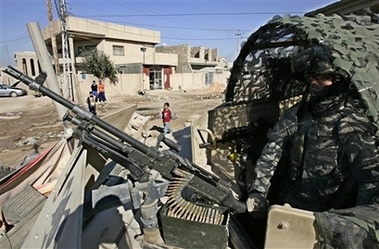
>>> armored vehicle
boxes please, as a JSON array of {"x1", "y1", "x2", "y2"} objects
[
  {"x1": 1, "y1": 10, "x2": 378, "y2": 249},
  {"x1": 190, "y1": 9, "x2": 379, "y2": 248}
]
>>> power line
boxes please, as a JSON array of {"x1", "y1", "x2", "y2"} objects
[
  {"x1": 109, "y1": 0, "x2": 240, "y2": 34},
  {"x1": 98, "y1": 20, "x2": 250, "y2": 33},
  {"x1": 0, "y1": 36, "x2": 30, "y2": 44},
  {"x1": 78, "y1": 11, "x2": 304, "y2": 18},
  {"x1": 67, "y1": 14, "x2": 238, "y2": 42},
  {"x1": 161, "y1": 36, "x2": 236, "y2": 41}
]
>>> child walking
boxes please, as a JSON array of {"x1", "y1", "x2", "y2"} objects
[{"x1": 157, "y1": 102, "x2": 177, "y2": 134}]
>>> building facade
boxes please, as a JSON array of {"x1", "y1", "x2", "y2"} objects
[
  {"x1": 42, "y1": 16, "x2": 179, "y2": 91},
  {"x1": 14, "y1": 16, "x2": 228, "y2": 95}
]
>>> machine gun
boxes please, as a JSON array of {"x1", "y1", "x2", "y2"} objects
[{"x1": 3, "y1": 66, "x2": 247, "y2": 215}]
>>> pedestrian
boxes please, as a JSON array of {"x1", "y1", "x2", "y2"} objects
[
  {"x1": 246, "y1": 46, "x2": 379, "y2": 217},
  {"x1": 98, "y1": 79, "x2": 107, "y2": 103},
  {"x1": 156, "y1": 102, "x2": 177, "y2": 134},
  {"x1": 86, "y1": 91, "x2": 97, "y2": 115},
  {"x1": 91, "y1": 80, "x2": 98, "y2": 97}
]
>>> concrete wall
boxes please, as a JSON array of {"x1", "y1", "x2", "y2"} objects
[
  {"x1": 42, "y1": 17, "x2": 160, "y2": 45},
  {"x1": 76, "y1": 70, "x2": 230, "y2": 99},
  {"x1": 170, "y1": 71, "x2": 228, "y2": 90},
  {"x1": 154, "y1": 53, "x2": 178, "y2": 66},
  {"x1": 171, "y1": 73, "x2": 205, "y2": 90},
  {"x1": 213, "y1": 71, "x2": 230, "y2": 85},
  {"x1": 76, "y1": 73, "x2": 142, "y2": 103},
  {"x1": 78, "y1": 72, "x2": 204, "y2": 96}
]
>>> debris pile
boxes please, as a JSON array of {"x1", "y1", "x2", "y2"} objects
[{"x1": 205, "y1": 82, "x2": 226, "y2": 94}]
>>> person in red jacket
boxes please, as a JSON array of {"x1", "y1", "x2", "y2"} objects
[
  {"x1": 157, "y1": 102, "x2": 177, "y2": 134},
  {"x1": 98, "y1": 80, "x2": 107, "y2": 103}
]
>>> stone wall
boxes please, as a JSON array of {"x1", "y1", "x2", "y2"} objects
[{"x1": 155, "y1": 44, "x2": 190, "y2": 62}]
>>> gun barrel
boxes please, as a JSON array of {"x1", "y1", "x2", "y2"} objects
[{"x1": 3, "y1": 66, "x2": 248, "y2": 213}]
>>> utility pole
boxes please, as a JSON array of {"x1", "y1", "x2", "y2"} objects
[
  {"x1": 59, "y1": 0, "x2": 73, "y2": 101},
  {"x1": 4, "y1": 44, "x2": 11, "y2": 65},
  {"x1": 235, "y1": 29, "x2": 242, "y2": 52},
  {"x1": 140, "y1": 46, "x2": 146, "y2": 90},
  {"x1": 46, "y1": 0, "x2": 60, "y2": 76}
]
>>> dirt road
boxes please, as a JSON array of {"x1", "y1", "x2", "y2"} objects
[{"x1": 0, "y1": 87, "x2": 225, "y2": 168}]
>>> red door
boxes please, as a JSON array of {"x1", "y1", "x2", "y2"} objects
[{"x1": 163, "y1": 67, "x2": 172, "y2": 89}]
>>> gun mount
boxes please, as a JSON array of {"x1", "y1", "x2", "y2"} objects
[{"x1": 2, "y1": 65, "x2": 247, "y2": 249}]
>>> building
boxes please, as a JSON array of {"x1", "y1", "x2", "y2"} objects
[
  {"x1": 13, "y1": 16, "x2": 228, "y2": 96},
  {"x1": 41, "y1": 16, "x2": 179, "y2": 91},
  {"x1": 14, "y1": 52, "x2": 41, "y2": 78},
  {"x1": 156, "y1": 44, "x2": 225, "y2": 87}
]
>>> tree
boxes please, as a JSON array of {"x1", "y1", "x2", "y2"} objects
[{"x1": 81, "y1": 51, "x2": 118, "y2": 84}]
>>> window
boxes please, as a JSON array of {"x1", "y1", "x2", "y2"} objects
[
  {"x1": 77, "y1": 45, "x2": 97, "y2": 56},
  {"x1": 113, "y1": 45, "x2": 124, "y2": 56},
  {"x1": 30, "y1": 59, "x2": 36, "y2": 76}
]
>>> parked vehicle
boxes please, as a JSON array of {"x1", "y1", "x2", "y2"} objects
[{"x1": 0, "y1": 82, "x2": 27, "y2": 97}]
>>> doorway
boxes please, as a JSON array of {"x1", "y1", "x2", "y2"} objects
[{"x1": 149, "y1": 67, "x2": 163, "y2": 90}]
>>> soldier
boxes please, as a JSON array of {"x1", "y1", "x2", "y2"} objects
[{"x1": 246, "y1": 46, "x2": 379, "y2": 217}]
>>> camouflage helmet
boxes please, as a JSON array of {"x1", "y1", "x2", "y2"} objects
[{"x1": 291, "y1": 46, "x2": 335, "y2": 76}]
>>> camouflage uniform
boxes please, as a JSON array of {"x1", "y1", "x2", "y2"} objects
[
  {"x1": 248, "y1": 94, "x2": 379, "y2": 211},
  {"x1": 246, "y1": 46, "x2": 379, "y2": 246},
  {"x1": 247, "y1": 46, "x2": 379, "y2": 213},
  {"x1": 314, "y1": 198, "x2": 379, "y2": 249}
]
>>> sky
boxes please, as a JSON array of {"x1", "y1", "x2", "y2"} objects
[{"x1": 0, "y1": 0, "x2": 338, "y2": 66}]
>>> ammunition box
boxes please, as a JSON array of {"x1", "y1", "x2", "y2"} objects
[{"x1": 160, "y1": 204, "x2": 230, "y2": 249}]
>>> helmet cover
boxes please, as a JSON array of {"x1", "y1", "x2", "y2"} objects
[{"x1": 291, "y1": 46, "x2": 335, "y2": 76}]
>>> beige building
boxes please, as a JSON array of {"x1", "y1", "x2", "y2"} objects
[
  {"x1": 14, "y1": 52, "x2": 41, "y2": 78},
  {"x1": 14, "y1": 16, "x2": 228, "y2": 95},
  {"x1": 43, "y1": 16, "x2": 178, "y2": 91}
]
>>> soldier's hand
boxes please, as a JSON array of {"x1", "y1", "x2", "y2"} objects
[{"x1": 246, "y1": 192, "x2": 269, "y2": 218}]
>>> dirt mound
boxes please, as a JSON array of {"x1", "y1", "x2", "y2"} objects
[{"x1": 206, "y1": 82, "x2": 226, "y2": 93}]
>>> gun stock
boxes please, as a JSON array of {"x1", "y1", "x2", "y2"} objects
[{"x1": 3, "y1": 66, "x2": 247, "y2": 213}]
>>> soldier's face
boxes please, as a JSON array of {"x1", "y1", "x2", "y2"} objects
[
  {"x1": 308, "y1": 75, "x2": 334, "y2": 98},
  {"x1": 307, "y1": 75, "x2": 333, "y2": 87}
]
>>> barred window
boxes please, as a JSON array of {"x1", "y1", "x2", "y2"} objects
[
  {"x1": 77, "y1": 45, "x2": 97, "y2": 56},
  {"x1": 113, "y1": 45, "x2": 124, "y2": 56}
]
